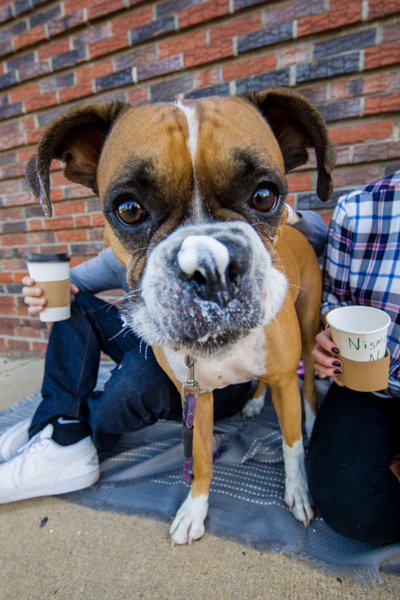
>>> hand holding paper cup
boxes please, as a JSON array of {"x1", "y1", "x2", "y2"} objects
[
  {"x1": 27, "y1": 253, "x2": 71, "y2": 322},
  {"x1": 326, "y1": 305, "x2": 391, "y2": 392}
]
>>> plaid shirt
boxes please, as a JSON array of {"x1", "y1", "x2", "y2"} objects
[{"x1": 322, "y1": 171, "x2": 400, "y2": 395}]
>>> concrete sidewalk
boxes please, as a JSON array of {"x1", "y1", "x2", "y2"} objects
[{"x1": 0, "y1": 355, "x2": 399, "y2": 600}]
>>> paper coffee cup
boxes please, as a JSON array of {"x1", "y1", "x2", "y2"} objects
[
  {"x1": 326, "y1": 305, "x2": 391, "y2": 362},
  {"x1": 27, "y1": 253, "x2": 71, "y2": 322}
]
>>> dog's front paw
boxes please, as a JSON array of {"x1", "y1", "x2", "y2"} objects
[
  {"x1": 282, "y1": 439, "x2": 314, "y2": 526},
  {"x1": 242, "y1": 395, "x2": 264, "y2": 418},
  {"x1": 170, "y1": 492, "x2": 209, "y2": 545}
]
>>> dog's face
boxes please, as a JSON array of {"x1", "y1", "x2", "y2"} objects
[
  {"x1": 26, "y1": 88, "x2": 335, "y2": 356},
  {"x1": 98, "y1": 97, "x2": 289, "y2": 355}
]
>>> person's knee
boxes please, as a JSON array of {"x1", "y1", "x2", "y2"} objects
[{"x1": 308, "y1": 464, "x2": 400, "y2": 544}]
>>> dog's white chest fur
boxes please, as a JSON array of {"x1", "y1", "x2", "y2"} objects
[{"x1": 164, "y1": 324, "x2": 267, "y2": 391}]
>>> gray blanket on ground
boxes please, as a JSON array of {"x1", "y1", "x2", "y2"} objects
[{"x1": 1, "y1": 364, "x2": 399, "y2": 585}]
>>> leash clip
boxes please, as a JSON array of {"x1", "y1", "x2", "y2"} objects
[{"x1": 181, "y1": 354, "x2": 200, "y2": 398}]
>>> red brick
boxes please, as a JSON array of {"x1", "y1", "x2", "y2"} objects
[
  {"x1": 87, "y1": 0, "x2": 125, "y2": 20},
  {"x1": 53, "y1": 201, "x2": 86, "y2": 215},
  {"x1": 13, "y1": 26, "x2": 47, "y2": 51},
  {"x1": 1, "y1": 163, "x2": 25, "y2": 178},
  {"x1": 209, "y1": 13, "x2": 262, "y2": 43},
  {"x1": 185, "y1": 39, "x2": 233, "y2": 68},
  {"x1": 44, "y1": 216, "x2": 74, "y2": 230},
  {"x1": 51, "y1": 172, "x2": 70, "y2": 187},
  {"x1": 197, "y1": 67, "x2": 220, "y2": 88},
  {"x1": 18, "y1": 146, "x2": 36, "y2": 162},
  {"x1": 89, "y1": 34, "x2": 129, "y2": 59},
  {"x1": 57, "y1": 230, "x2": 88, "y2": 242},
  {"x1": 353, "y1": 141, "x2": 400, "y2": 163},
  {"x1": 75, "y1": 215, "x2": 91, "y2": 228},
  {"x1": 362, "y1": 72, "x2": 396, "y2": 94},
  {"x1": 0, "y1": 179, "x2": 21, "y2": 194},
  {"x1": 364, "y1": 43, "x2": 400, "y2": 70},
  {"x1": 159, "y1": 30, "x2": 205, "y2": 59},
  {"x1": 65, "y1": 0, "x2": 87, "y2": 12},
  {"x1": 25, "y1": 92, "x2": 58, "y2": 112},
  {"x1": 1, "y1": 233, "x2": 26, "y2": 246},
  {"x1": 6, "y1": 338, "x2": 31, "y2": 351},
  {"x1": 9, "y1": 82, "x2": 40, "y2": 104},
  {"x1": 368, "y1": 0, "x2": 400, "y2": 19},
  {"x1": 298, "y1": 2, "x2": 362, "y2": 36},
  {"x1": 22, "y1": 116, "x2": 37, "y2": 131},
  {"x1": 26, "y1": 129, "x2": 44, "y2": 145},
  {"x1": 128, "y1": 86, "x2": 148, "y2": 104},
  {"x1": 112, "y1": 6, "x2": 153, "y2": 36},
  {"x1": 287, "y1": 173, "x2": 313, "y2": 193},
  {"x1": 0, "y1": 207, "x2": 24, "y2": 221},
  {"x1": 27, "y1": 219, "x2": 44, "y2": 231},
  {"x1": 381, "y1": 22, "x2": 400, "y2": 44},
  {"x1": 179, "y1": 0, "x2": 229, "y2": 29},
  {"x1": 91, "y1": 213, "x2": 104, "y2": 227},
  {"x1": 223, "y1": 54, "x2": 276, "y2": 81},
  {"x1": 0, "y1": 133, "x2": 25, "y2": 151},
  {"x1": 59, "y1": 81, "x2": 93, "y2": 103},
  {"x1": 38, "y1": 38, "x2": 71, "y2": 60},
  {"x1": 76, "y1": 59, "x2": 113, "y2": 82},
  {"x1": 0, "y1": 272, "x2": 13, "y2": 283},
  {"x1": 2, "y1": 192, "x2": 33, "y2": 207},
  {"x1": 280, "y1": 44, "x2": 309, "y2": 67},
  {"x1": 31, "y1": 341, "x2": 48, "y2": 355},
  {"x1": 329, "y1": 120, "x2": 393, "y2": 145},
  {"x1": 364, "y1": 92, "x2": 400, "y2": 115},
  {"x1": 333, "y1": 165, "x2": 380, "y2": 188}
]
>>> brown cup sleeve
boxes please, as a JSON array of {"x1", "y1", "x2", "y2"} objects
[
  {"x1": 338, "y1": 349, "x2": 390, "y2": 392},
  {"x1": 38, "y1": 278, "x2": 71, "y2": 308}
]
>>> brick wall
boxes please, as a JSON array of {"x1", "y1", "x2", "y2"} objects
[{"x1": 0, "y1": 0, "x2": 399, "y2": 357}]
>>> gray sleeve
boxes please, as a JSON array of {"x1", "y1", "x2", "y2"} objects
[
  {"x1": 292, "y1": 210, "x2": 328, "y2": 258},
  {"x1": 70, "y1": 247, "x2": 129, "y2": 294}
]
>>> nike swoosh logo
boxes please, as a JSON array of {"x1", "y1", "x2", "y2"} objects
[{"x1": 57, "y1": 417, "x2": 81, "y2": 425}]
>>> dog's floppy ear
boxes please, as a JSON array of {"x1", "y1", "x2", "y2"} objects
[
  {"x1": 242, "y1": 87, "x2": 336, "y2": 202},
  {"x1": 25, "y1": 101, "x2": 129, "y2": 217}
]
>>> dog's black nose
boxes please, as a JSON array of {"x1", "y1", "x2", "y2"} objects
[{"x1": 177, "y1": 235, "x2": 247, "y2": 306}]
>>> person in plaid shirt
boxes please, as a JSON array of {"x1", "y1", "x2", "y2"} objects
[{"x1": 309, "y1": 171, "x2": 400, "y2": 545}]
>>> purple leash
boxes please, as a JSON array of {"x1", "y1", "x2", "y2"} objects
[
  {"x1": 181, "y1": 355, "x2": 199, "y2": 483},
  {"x1": 181, "y1": 355, "x2": 227, "y2": 483}
]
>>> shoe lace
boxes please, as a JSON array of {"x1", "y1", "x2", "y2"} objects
[{"x1": 14, "y1": 428, "x2": 50, "y2": 464}]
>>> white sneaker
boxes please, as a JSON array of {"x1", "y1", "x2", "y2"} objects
[
  {"x1": 0, "y1": 418, "x2": 31, "y2": 462},
  {"x1": 0, "y1": 424, "x2": 100, "y2": 503}
]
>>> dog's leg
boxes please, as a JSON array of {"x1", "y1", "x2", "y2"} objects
[
  {"x1": 270, "y1": 378, "x2": 314, "y2": 526},
  {"x1": 242, "y1": 380, "x2": 267, "y2": 418},
  {"x1": 170, "y1": 391, "x2": 214, "y2": 545}
]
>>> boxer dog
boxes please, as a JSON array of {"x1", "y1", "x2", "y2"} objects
[{"x1": 26, "y1": 86, "x2": 335, "y2": 545}]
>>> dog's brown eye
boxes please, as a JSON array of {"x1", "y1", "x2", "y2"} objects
[
  {"x1": 250, "y1": 187, "x2": 278, "y2": 213},
  {"x1": 116, "y1": 199, "x2": 148, "y2": 225}
]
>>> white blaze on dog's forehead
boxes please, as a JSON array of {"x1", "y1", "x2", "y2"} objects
[
  {"x1": 176, "y1": 101, "x2": 198, "y2": 160},
  {"x1": 175, "y1": 101, "x2": 204, "y2": 221},
  {"x1": 177, "y1": 235, "x2": 229, "y2": 278}
]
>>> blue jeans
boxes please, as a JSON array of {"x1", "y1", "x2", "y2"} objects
[{"x1": 30, "y1": 292, "x2": 252, "y2": 450}]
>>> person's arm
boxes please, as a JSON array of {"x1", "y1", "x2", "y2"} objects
[
  {"x1": 70, "y1": 247, "x2": 128, "y2": 294},
  {"x1": 311, "y1": 196, "x2": 354, "y2": 383}
]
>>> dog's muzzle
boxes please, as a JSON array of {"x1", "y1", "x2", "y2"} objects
[
  {"x1": 123, "y1": 222, "x2": 286, "y2": 356},
  {"x1": 176, "y1": 235, "x2": 248, "y2": 309}
]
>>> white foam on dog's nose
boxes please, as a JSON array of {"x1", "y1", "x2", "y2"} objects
[{"x1": 178, "y1": 236, "x2": 229, "y2": 278}]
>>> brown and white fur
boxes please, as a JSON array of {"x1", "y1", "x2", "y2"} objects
[{"x1": 26, "y1": 87, "x2": 335, "y2": 546}]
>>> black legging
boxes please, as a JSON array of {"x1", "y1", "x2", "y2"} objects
[{"x1": 307, "y1": 382, "x2": 400, "y2": 544}]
